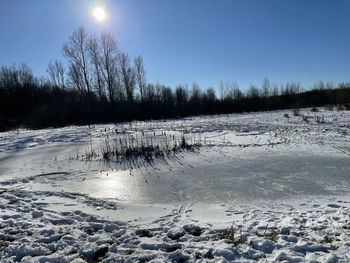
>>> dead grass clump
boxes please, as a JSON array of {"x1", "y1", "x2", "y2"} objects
[{"x1": 84, "y1": 130, "x2": 202, "y2": 162}]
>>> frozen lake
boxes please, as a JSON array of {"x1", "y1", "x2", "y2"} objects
[
  {"x1": 2, "y1": 145, "x2": 349, "y2": 204},
  {"x1": 1, "y1": 109, "x2": 350, "y2": 262},
  {"x1": 1, "y1": 108, "x2": 349, "y2": 204}
]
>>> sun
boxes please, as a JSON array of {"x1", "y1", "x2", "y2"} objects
[{"x1": 92, "y1": 7, "x2": 106, "y2": 22}]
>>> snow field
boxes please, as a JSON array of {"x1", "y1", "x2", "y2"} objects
[{"x1": 1, "y1": 108, "x2": 350, "y2": 262}]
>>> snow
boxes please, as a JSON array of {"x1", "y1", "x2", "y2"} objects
[{"x1": 0, "y1": 108, "x2": 350, "y2": 262}]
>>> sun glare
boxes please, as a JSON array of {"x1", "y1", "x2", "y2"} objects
[{"x1": 92, "y1": 7, "x2": 106, "y2": 22}]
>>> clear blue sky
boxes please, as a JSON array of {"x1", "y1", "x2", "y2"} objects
[{"x1": 1, "y1": 0, "x2": 350, "y2": 91}]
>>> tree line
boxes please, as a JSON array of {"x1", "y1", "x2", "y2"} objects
[{"x1": 0, "y1": 27, "x2": 350, "y2": 131}]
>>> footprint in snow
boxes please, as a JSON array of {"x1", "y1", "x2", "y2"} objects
[{"x1": 327, "y1": 204, "x2": 341, "y2": 208}]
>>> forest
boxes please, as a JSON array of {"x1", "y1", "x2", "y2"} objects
[{"x1": 1, "y1": 27, "x2": 349, "y2": 131}]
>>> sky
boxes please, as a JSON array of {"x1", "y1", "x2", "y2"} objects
[{"x1": 1, "y1": 0, "x2": 350, "y2": 91}]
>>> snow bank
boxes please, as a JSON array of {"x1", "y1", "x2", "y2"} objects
[{"x1": 1, "y1": 188, "x2": 349, "y2": 262}]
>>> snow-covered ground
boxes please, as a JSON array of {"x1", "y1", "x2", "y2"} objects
[{"x1": 0, "y1": 108, "x2": 350, "y2": 262}]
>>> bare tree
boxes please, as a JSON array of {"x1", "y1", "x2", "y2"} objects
[
  {"x1": 113, "y1": 68, "x2": 125, "y2": 102},
  {"x1": 88, "y1": 37, "x2": 105, "y2": 98},
  {"x1": 144, "y1": 83, "x2": 156, "y2": 102},
  {"x1": 134, "y1": 56, "x2": 146, "y2": 102},
  {"x1": 283, "y1": 82, "x2": 300, "y2": 95},
  {"x1": 99, "y1": 32, "x2": 120, "y2": 103},
  {"x1": 154, "y1": 82, "x2": 163, "y2": 102},
  {"x1": 232, "y1": 85, "x2": 243, "y2": 100},
  {"x1": 161, "y1": 86, "x2": 174, "y2": 108},
  {"x1": 205, "y1": 88, "x2": 216, "y2": 103},
  {"x1": 219, "y1": 81, "x2": 229, "y2": 101},
  {"x1": 175, "y1": 85, "x2": 189, "y2": 109},
  {"x1": 219, "y1": 81, "x2": 239, "y2": 100},
  {"x1": 18, "y1": 63, "x2": 36, "y2": 86},
  {"x1": 63, "y1": 27, "x2": 91, "y2": 93},
  {"x1": 271, "y1": 83, "x2": 279, "y2": 96},
  {"x1": 119, "y1": 52, "x2": 135, "y2": 102},
  {"x1": 190, "y1": 82, "x2": 202, "y2": 104},
  {"x1": 262, "y1": 78, "x2": 270, "y2": 98},
  {"x1": 67, "y1": 64, "x2": 84, "y2": 92},
  {"x1": 47, "y1": 60, "x2": 65, "y2": 88},
  {"x1": 225, "y1": 82, "x2": 241, "y2": 100},
  {"x1": 247, "y1": 85, "x2": 260, "y2": 99},
  {"x1": 0, "y1": 65, "x2": 18, "y2": 88}
]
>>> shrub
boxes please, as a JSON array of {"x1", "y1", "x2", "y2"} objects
[
  {"x1": 292, "y1": 108, "x2": 300, "y2": 116},
  {"x1": 220, "y1": 221, "x2": 243, "y2": 246}
]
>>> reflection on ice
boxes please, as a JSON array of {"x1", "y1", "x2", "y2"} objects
[{"x1": 90, "y1": 170, "x2": 140, "y2": 200}]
